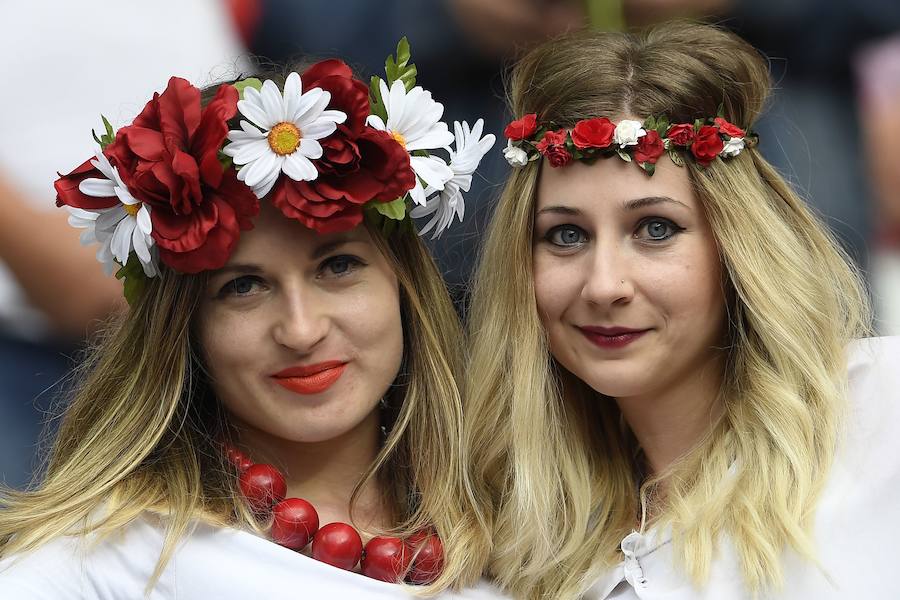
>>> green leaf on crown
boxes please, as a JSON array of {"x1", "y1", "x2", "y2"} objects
[
  {"x1": 616, "y1": 149, "x2": 632, "y2": 162},
  {"x1": 115, "y1": 253, "x2": 148, "y2": 307},
  {"x1": 373, "y1": 196, "x2": 408, "y2": 221},
  {"x1": 667, "y1": 150, "x2": 685, "y2": 167},
  {"x1": 91, "y1": 115, "x2": 115, "y2": 149},
  {"x1": 233, "y1": 78, "x2": 263, "y2": 100},
  {"x1": 369, "y1": 75, "x2": 388, "y2": 122},
  {"x1": 384, "y1": 37, "x2": 417, "y2": 91}
]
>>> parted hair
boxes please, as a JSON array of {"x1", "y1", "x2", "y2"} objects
[{"x1": 465, "y1": 21, "x2": 872, "y2": 599}]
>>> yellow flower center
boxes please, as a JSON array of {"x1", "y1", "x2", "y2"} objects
[
  {"x1": 390, "y1": 130, "x2": 406, "y2": 148},
  {"x1": 123, "y1": 203, "x2": 141, "y2": 217},
  {"x1": 267, "y1": 122, "x2": 302, "y2": 155}
]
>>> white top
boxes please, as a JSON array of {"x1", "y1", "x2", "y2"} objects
[
  {"x1": 0, "y1": 515, "x2": 508, "y2": 599},
  {"x1": 585, "y1": 336, "x2": 900, "y2": 599}
]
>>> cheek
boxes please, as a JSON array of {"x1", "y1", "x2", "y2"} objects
[
  {"x1": 533, "y1": 252, "x2": 581, "y2": 324},
  {"x1": 196, "y1": 309, "x2": 262, "y2": 389}
]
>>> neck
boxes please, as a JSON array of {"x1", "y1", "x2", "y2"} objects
[
  {"x1": 615, "y1": 352, "x2": 725, "y2": 478},
  {"x1": 234, "y1": 410, "x2": 390, "y2": 533}
]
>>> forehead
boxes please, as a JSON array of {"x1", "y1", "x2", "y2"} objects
[
  {"x1": 227, "y1": 203, "x2": 375, "y2": 263},
  {"x1": 535, "y1": 155, "x2": 699, "y2": 214}
]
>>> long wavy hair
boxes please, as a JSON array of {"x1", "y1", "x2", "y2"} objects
[
  {"x1": 0, "y1": 83, "x2": 487, "y2": 596},
  {"x1": 465, "y1": 21, "x2": 872, "y2": 599}
]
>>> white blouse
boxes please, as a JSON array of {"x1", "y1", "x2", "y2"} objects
[
  {"x1": 585, "y1": 336, "x2": 900, "y2": 599},
  {"x1": 0, "y1": 515, "x2": 508, "y2": 599}
]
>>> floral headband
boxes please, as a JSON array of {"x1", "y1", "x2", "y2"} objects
[
  {"x1": 55, "y1": 39, "x2": 495, "y2": 303},
  {"x1": 502, "y1": 112, "x2": 757, "y2": 175}
]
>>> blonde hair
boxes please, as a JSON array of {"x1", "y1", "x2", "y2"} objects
[
  {"x1": 466, "y1": 22, "x2": 872, "y2": 599},
  {"x1": 0, "y1": 217, "x2": 487, "y2": 594}
]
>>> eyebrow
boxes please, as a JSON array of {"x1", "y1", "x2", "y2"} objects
[
  {"x1": 536, "y1": 196, "x2": 688, "y2": 216},
  {"x1": 211, "y1": 237, "x2": 356, "y2": 277}
]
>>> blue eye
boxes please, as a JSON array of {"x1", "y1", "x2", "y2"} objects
[
  {"x1": 320, "y1": 255, "x2": 364, "y2": 278},
  {"x1": 219, "y1": 275, "x2": 264, "y2": 297},
  {"x1": 547, "y1": 225, "x2": 587, "y2": 247},
  {"x1": 637, "y1": 218, "x2": 682, "y2": 241}
]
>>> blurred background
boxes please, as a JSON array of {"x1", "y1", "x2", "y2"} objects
[{"x1": 2, "y1": 0, "x2": 898, "y2": 488}]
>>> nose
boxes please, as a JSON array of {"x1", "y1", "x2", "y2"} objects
[
  {"x1": 580, "y1": 238, "x2": 634, "y2": 307},
  {"x1": 271, "y1": 285, "x2": 330, "y2": 353}
]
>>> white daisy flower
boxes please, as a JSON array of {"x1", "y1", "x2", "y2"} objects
[
  {"x1": 224, "y1": 72, "x2": 347, "y2": 198},
  {"x1": 366, "y1": 80, "x2": 454, "y2": 206},
  {"x1": 76, "y1": 150, "x2": 157, "y2": 277},
  {"x1": 411, "y1": 120, "x2": 495, "y2": 239}
]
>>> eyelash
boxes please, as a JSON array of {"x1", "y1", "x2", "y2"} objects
[
  {"x1": 317, "y1": 254, "x2": 365, "y2": 278},
  {"x1": 216, "y1": 255, "x2": 366, "y2": 298},
  {"x1": 543, "y1": 217, "x2": 684, "y2": 247}
]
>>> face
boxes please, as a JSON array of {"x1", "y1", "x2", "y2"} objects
[
  {"x1": 197, "y1": 204, "x2": 403, "y2": 444},
  {"x1": 533, "y1": 154, "x2": 727, "y2": 400}
]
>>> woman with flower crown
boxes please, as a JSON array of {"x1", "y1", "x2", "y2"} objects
[
  {"x1": 0, "y1": 42, "x2": 505, "y2": 598},
  {"x1": 466, "y1": 21, "x2": 900, "y2": 599}
]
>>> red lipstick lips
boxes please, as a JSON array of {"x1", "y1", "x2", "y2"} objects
[
  {"x1": 272, "y1": 361, "x2": 347, "y2": 395},
  {"x1": 578, "y1": 326, "x2": 649, "y2": 349}
]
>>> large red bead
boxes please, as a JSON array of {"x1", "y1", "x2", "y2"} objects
[
  {"x1": 312, "y1": 522, "x2": 363, "y2": 570},
  {"x1": 407, "y1": 529, "x2": 444, "y2": 584},
  {"x1": 361, "y1": 536, "x2": 411, "y2": 582},
  {"x1": 238, "y1": 463, "x2": 287, "y2": 513},
  {"x1": 271, "y1": 498, "x2": 319, "y2": 549}
]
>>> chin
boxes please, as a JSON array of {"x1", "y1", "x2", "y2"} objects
[{"x1": 569, "y1": 360, "x2": 657, "y2": 399}]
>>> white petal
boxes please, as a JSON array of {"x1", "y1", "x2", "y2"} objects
[
  {"x1": 260, "y1": 79, "x2": 286, "y2": 123},
  {"x1": 237, "y1": 89, "x2": 275, "y2": 130},
  {"x1": 282, "y1": 72, "x2": 303, "y2": 124},
  {"x1": 301, "y1": 120, "x2": 337, "y2": 140},
  {"x1": 295, "y1": 91, "x2": 332, "y2": 127},
  {"x1": 96, "y1": 207, "x2": 126, "y2": 233},
  {"x1": 282, "y1": 153, "x2": 318, "y2": 181},
  {"x1": 132, "y1": 222, "x2": 152, "y2": 264},
  {"x1": 404, "y1": 124, "x2": 454, "y2": 152},
  {"x1": 111, "y1": 219, "x2": 134, "y2": 265},
  {"x1": 290, "y1": 88, "x2": 325, "y2": 125},
  {"x1": 319, "y1": 109, "x2": 347, "y2": 125},
  {"x1": 409, "y1": 179, "x2": 427, "y2": 207},
  {"x1": 410, "y1": 155, "x2": 453, "y2": 191},
  {"x1": 366, "y1": 114, "x2": 387, "y2": 131},
  {"x1": 229, "y1": 139, "x2": 271, "y2": 165},
  {"x1": 136, "y1": 205, "x2": 152, "y2": 235},
  {"x1": 79, "y1": 178, "x2": 116, "y2": 198},
  {"x1": 297, "y1": 138, "x2": 323, "y2": 159},
  {"x1": 254, "y1": 167, "x2": 281, "y2": 199},
  {"x1": 241, "y1": 152, "x2": 278, "y2": 187},
  {"x1": 386, "y1": 80, "x2": 408, "y2": 131}
]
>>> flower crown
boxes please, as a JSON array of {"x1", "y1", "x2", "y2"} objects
[
  {"x1": 55, "y1": 39, "x2": 495, "y2": 303},
  {"x1": 502, "y1": 112, "x2": 757, "y2": 174}
]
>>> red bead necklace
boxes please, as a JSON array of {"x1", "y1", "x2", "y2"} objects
[{"x1": 225, "y1": 445, "x2": 444, "y2": 584}]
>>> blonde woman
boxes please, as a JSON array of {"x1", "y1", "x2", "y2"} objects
[
  {"x1": 467, "y1": 21, "x2": 900, "y2": 599},
  {"x1": 0, "y1": 49, "x2": 505, "y2": 598}
]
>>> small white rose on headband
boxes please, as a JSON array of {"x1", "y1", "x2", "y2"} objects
[
  {"x1": 613, "y1": 120, "x2": 647, "y2": 147},
  {"x1": 503, "y1": 140, "x2": 529, "y2": 167}
]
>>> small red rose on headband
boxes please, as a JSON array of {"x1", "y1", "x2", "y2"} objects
[
  {"x1": 666, "y1": 123, "x2": 696, "y2": 147},
  {"x1": 571, "y1": 117, "x2": 616, "y2": 149},
  {"x1": 504, "y1": 113, "x2": 538, "y2": 141},
  {"x1": 690, "y1": 125, "x2": 725, "y2": 166},
  {"x1": 714, "y1": 117, "x2": 745, "y2": 138},
  {"x1": 535, "y1": 129, "x2": 572, "y2": 167},
  {"x1": 634, "y1": 130, "x2": 665, "y2": 164}
]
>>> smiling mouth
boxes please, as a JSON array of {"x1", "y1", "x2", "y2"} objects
[
  {"x1": 272, "y1": 362, "x2": 347, "y2": 395},
  {"x1": 577, "y1": 327, "x2": 649, "y2": 349}
]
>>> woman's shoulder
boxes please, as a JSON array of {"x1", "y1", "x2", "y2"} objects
[
  {"x1": 0, "y1": 515, "x2": 510, "y2": 599},
  {"x1": 845, "y1": 336, "x2": 900, "y2": 420},
  {"x1": 0, "y1": 515, "x2": 170, "y2": 599}
]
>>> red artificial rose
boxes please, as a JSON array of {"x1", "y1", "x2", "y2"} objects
[
  {"x1": 571, "y1": 117, "x2": 615, "y2": 149},
  {"x1": 54, "y1": 157, "x2": 120, "y2": 211},
  {"x1": 55, "y1": 77, "x2": 260, "y2": 273},
  {"x1": 714, "y1": 117, "x2": 745, "y2": 138},
  {"x1": 690, "y1": 125, "x2": 725, "y2": 166},
  {"x1": 666, "y1": 123, "x2": 696, "y2": 146},
  {"x1": 634, "y1": 130, "x2": 665, "y2": 164},
  {"x1": 269, "y1": 59, "x2": 415, "y2": 234},
  {"x1": 535, "y1": 129, "x2": 571, "y2": 167},
  {"x1": 504, "y1": 113, "x2": 538, "y2": 141}
]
